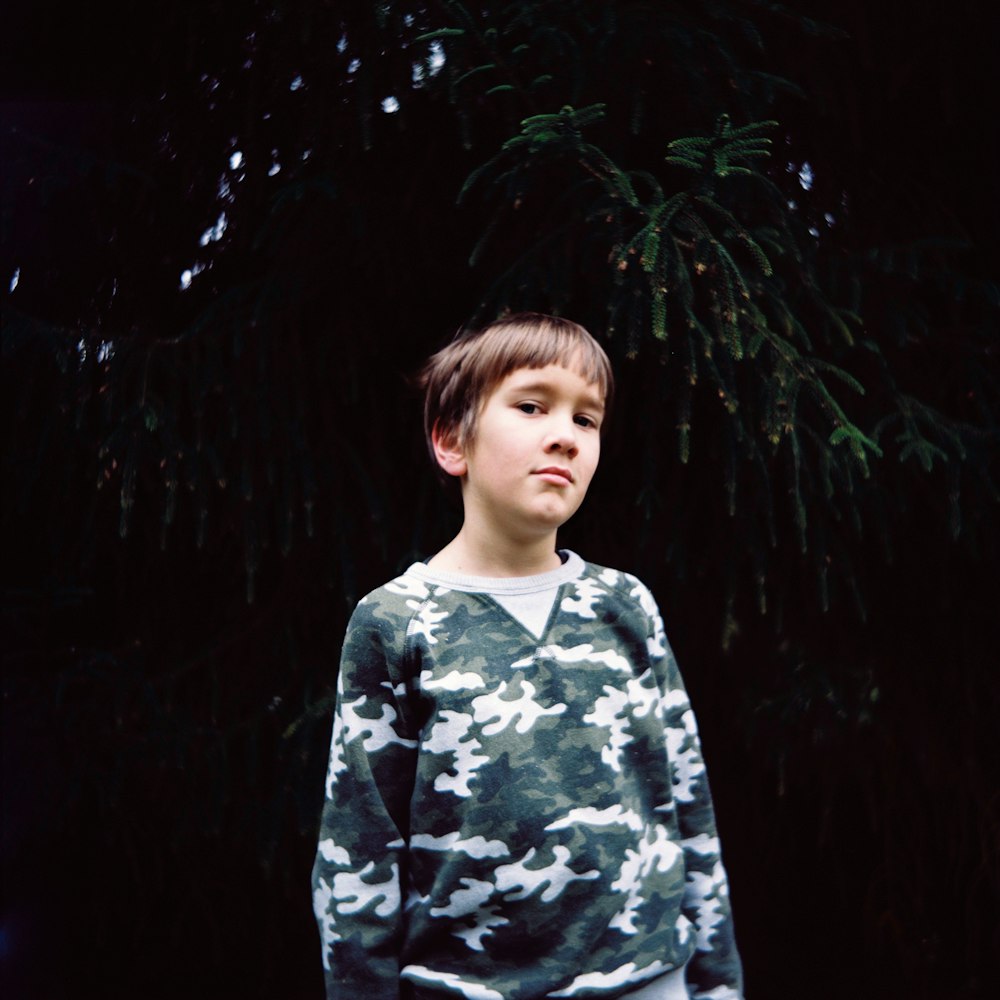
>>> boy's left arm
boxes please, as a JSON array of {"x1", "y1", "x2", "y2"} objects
[
  {"x1": 671, "y1": 686, "x2": 744, "y2": 1000},
  {"x1": 633, "y1": 579, "x2": 745, "y2": 1000}
]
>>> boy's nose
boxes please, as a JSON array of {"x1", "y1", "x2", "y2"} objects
[{"x1": 545, "y1": 421, "x2": 578, "y2": 456}]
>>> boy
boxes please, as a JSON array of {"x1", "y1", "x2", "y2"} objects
[{"x1": 312, "y1": 314, "x2": 743, "y2": 999}]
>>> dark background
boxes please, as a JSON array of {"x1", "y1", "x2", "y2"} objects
[{"x1": 2, "y1": 2, "x2": 997, "y2": 998}]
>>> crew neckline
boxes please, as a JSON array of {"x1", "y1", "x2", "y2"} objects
[{"x1": 406, "y1": 550, "x2": 584, "y2": 595}]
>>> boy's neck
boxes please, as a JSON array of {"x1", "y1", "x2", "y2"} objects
[{"x1": 427, "y1": 524, "x2": 562, "y2": 578}]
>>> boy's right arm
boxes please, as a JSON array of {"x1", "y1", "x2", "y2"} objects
[{"x1": 311, "y1": 598, "x2": 419, "y2": 1000}]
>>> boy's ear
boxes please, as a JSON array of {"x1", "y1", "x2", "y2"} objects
[{"x1": 431, "y1": 421, "x2": 468, "y2": 478}]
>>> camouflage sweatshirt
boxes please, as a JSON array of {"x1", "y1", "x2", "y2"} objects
[{"x1": 312, "y1": 552, "x2": 743, "y2": 1000}]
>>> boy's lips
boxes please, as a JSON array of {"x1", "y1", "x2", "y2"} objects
[{"x1": 534, "y1": 466, "x2": 574, "y2": 485}]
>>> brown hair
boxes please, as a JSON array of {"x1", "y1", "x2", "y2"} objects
[{"x1": 419, "y1": 313, "x2": 614, "y2": 464}]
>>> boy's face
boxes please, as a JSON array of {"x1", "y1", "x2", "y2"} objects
[{"x1": 437, "y1": 363, "x2": 605, "y2": 543}]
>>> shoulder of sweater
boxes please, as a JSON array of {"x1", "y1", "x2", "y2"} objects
[
  {"x1": 345, "y1": 568, "x2": 444, "y2": 636},
  {"x1": 573, "y1": 560, "x2": 667, "y2": 632},
  {"x1": 577, "y1": 558, "x2": 647, "y2": 596}
]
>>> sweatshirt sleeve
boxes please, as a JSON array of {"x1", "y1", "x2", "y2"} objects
[
  {"x1": 311, "y1": 593, "x2": 420, "y2": 1000},
  {"x1": 633, "y1": 579, "x2": 745, "y2": 1000}
]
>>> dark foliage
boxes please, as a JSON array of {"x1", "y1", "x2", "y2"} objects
[{"x1": 2, "y1": 2, "x2": 997, "y2": 997}]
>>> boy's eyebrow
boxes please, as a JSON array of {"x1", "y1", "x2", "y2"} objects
[{"x1": 503, "y1": 377, "x2": 606, "y2": 413}]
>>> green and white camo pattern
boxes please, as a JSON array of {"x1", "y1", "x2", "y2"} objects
[{"x1": 312, "y1": 562, "x2": 743, "y2": 1000}]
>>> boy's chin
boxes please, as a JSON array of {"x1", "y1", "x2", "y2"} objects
[{"x1": 525, "y1": 503, "x2": 584, "y2": 533}]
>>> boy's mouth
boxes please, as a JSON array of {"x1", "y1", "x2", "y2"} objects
[{"x1": 535, "y1": 466, "x2": 574, "y2": 485}]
